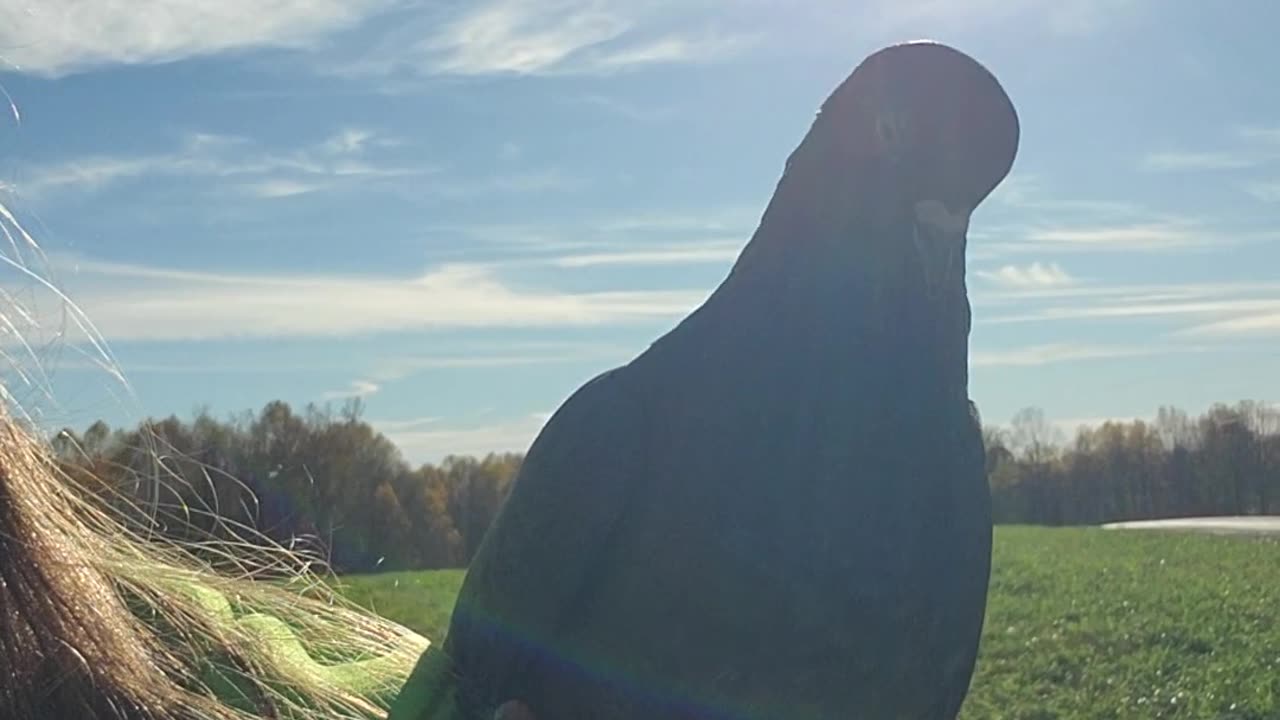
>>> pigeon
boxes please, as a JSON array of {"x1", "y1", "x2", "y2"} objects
[{"x1": 389, "y1": 39, "x2": 1019, "y2": 720}]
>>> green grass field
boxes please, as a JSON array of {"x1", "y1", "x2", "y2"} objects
[{"x1": 338, "y1": 527, "x2": 1280, "y2": 719}]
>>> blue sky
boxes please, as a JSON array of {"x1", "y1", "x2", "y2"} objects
[{"x1": 0, "y1": 0, "x2": 1277, "y2": 463}]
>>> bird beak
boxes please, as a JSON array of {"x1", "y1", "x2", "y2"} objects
[{"x1": 912, "y1": 200, "x2": 971, "y2": 300}]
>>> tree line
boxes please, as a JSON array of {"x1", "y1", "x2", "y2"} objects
[
  {"x1": 985, "y1": 401, "x2": 1280, "y2": 526},
  {"x1": 52, "y1": 400, "x2": 521, "y2": 574},
  {"x1": 49, "y1": 398, "x2": 1280, "y2": 573}
]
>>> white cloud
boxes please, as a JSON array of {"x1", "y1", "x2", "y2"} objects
[
  {"x1": 974, "y1": 280, "x2": 1280, "y2": 306},
  {"x1": 1140, "y1": 125, "x2": 1280, "y2": 173},
  {"x1": 971, "y1": 275, "x2": 1280, "y2": 337},
  {"x1": 0, "y1": 0, "x2": 1145, "y2": 81},
  {"x1": 986, "y1": 173, "x2": 1144, "y2": 217},
  {"x1": 974, "y1": 177, "x2": 1268, "y2": 257},
  {"x1": 359, "y1": 0, "x2": 1122, "y2": 81},
  {"x1": 976, "y1": 262, "x2": 1075, "y2": 289},
  {"x1": 374, "y1": 412, "x2": 550, "y2": 463},
  {"x1": 29, "y1": 343, "x2": 637, "y2": 381},
  {"x1": 12, "y1": 128, "x2": 431, "y2": 201},
  {"x1": 367, "y1": 343, "x2": 634, "y2": 382},
  {"x1": 28, "y1": 255, "x2": 708, "y2": 343},
  {"x1": 344, "y1": 0, "x2": 756, "y2": 78},
  {"x1": 589, "y1": 30, "x2": 755, "y2": 70},
  {"x1": 1177, "y1": 313, "x2": 1280, "y2": 339},
  {"x1": 1141, "y1": 151, "x2": 1261, "y2": 172},
  {"x1": 416, "y1": 207, "x2": 757, "y2": 259},
  {"x1": 1245, "y1": 181, "x2": 1280, "y2": 203},
  {"x1": 242, "y1": 179, "x2": 325, "y2": 199},
  {"x1": 484, "y1": 169, "x2": 582, "y2": 193},
  {"x1": 565, "y1": 94, "x2": 678, "y2": 123},
  {"x1": 972, "y1": 343, "x2": 1162, "y2": 367},
  {"x1": 595, "y1": 208, "x2": 759, "y2": 235},
  {"x1": 1024, "y1": 222, "x2": 1208, "y2": 251},
  {"x1": 987, "y1": 298, "x2": 1280, "y2": 325},
  {"x1": 423, "y1": 0, "x2": 630, "y2": 75},
  {"x1": 979, "y1": 219, "x2": 1279, "y2": 258},
  {"x1": 320, "y1": 379, "x2": 381, "y2": 401},
  {"x1": 498, "y1": 142, "x2": 524, "y2": 161},
  {"x1": 985, "y1": 173, "x2": 1041, "y2": 208},
  {"x1": 0, "y1": 0, "x2": 397, "y2": 77},
  {"x1": 1237, "y1": 126, "x2": 1280, "y2": 144},
  {"x1": 550, "y1": 241, "x2": 741, "y2": 268},
  {"x1": 18, "y1": 155, "x2": 162, "y2": 193},
  {"x1": 321, "y1": 129, "x2": 378, "y2": 155}
]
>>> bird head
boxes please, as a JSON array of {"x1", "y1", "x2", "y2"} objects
[{"x1": 796, "y1": 41, "x2": 1019, "y2": 303}]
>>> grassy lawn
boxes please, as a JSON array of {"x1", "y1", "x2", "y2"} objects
[
  {"x1": 339, "y1": 527, "x2": 1280, "y2": 719},
  {"x1": 335, "y1": 567, "x2": 466, "y2": 642}
]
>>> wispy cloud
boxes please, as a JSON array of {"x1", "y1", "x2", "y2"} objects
[
  {"x1": 320, "y1": 128, "x2": 397, "y2": 155},
  {"x1": 367, "y1": 342, "x2": 634, "y2": 382},
  {"x1": 1026, "y1": 222, "x2": 1207, "y2": 251},
  {"x1": 498, "y1": 142, "x2": 524, "y2": 161},
  {"x1": 974, "y1": 280, "x2": 1280, "y2": 307},
  {"x1": 417, "y1": 207, "x2": 758, "y2": 260},
  {"x1": 0, "y1": 0, "x2": 1146, "y2": 82},
  {"x1": 983, "y1": 220, "x2": 1251, "y2": 255},
  {"x1": 1177, "y1": 312, "x2": 1280, "y2": 339},
  {"x1": 988, "y1": 298, "x2": 1280, "y2": 325},
  {"x1": 976, "y1": 213, "x2": 1280, "y2": 257},
  {"x1": 972, "y1": 343, "x2": 1161, "y2": 367},
  {"x1": 19, "y1": 157, "x2": 148, "y2": 194},
  {"x1": 482, "y1": 168, "x2": 582, "y2": 193},
  {"x1": 38, "y1": 343, "x2": 636, "y2": 380},
  {"x1": 1137, "y1": 124, "x2": 1280, "y2": 199},
  {"x1": 564, "y1": 94, "x2": 678, "y2": 123},
  {"x1": 985, "y1": 172, "x2": 1146, "y2": 218},
  {"x1": 594, "y1": 208, "x2": 759, "y2": 235},
  {"x1": 977, "y1": 173, "x2": 1280, "y2": 257},
  {"x1": 320, "y1": 379, "x2": 381, "y2": 401},
  {"x1": 1141, "y1": 151, "x2": 1261, "y2": 172},
  {"x1": 976, "y1": 262, "x2": 1075, "y2": 289},
  {"x1": 970, "y1": 264, "x2": 1280, "y2": 341},
  {"x1": 14, "y1": 128, "x2": 423, "y2": 200},
  {"x1": 1140, "y1": 124, "x2": 1280, "y2": 173},
  {"x1": 422, "y1": 0, "x2": 629, "y2": 75},
  {"x1": 1245, "y1": 181, "x2": 1280, "y2": 203},
  {"x1": 28, "y1": 255, "x2": 708, "y2": 343},
  {"x1": 550, "y1": 241, "x2": 741, "y2": 268},
  {"x1": 1237, "y1": 126, "x2": 1280, "y2": 144},
  {"x1": 0, "y1": 0, "x2": 397, "y2": 78},
  {"x1": 374, "y1": 412, "x2": 550, "y2": 463},
  {"x1": 13, "y1": 127, "x2": 580, "y2": 205},
  {"x1": 587, "y1": 29, "x2": 754, "y2": 71},
  {"x1": 346, "y1": 0, "x2": 1124, "y2": 82},
  {"x1": 978, "y1": 278, "x2": 1280, "y2": 329},
  {"x1": 242, "y1": 180, "x2": 325, "y2": 199},
  {"x1": 343, "y1": 0, "x2": 756, "y2": 78}
]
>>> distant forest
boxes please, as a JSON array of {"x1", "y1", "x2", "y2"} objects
[{"x1": 49, "y1": 398, "x2": 1280, "y2": 574}]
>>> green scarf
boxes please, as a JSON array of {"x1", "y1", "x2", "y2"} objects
[{"x1": 169, "y1": 580, "x2": 419, "y2": 718}]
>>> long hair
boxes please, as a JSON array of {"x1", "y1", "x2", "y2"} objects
[{"x1": 0, "y1": 195, "x2": 428, "y2": 718}]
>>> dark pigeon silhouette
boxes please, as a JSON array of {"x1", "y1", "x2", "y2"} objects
[{"x1": 389, "y1": 40, "x2": 1019, "y2": 720}]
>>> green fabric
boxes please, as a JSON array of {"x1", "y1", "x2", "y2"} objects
[{"x1": 165, "y1": 580, "x2": 410, "y2": 717}]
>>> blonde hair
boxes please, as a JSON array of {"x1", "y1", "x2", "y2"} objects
[{"x1": 0, "y1": 196, "x2": 428, "y2": 718}]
